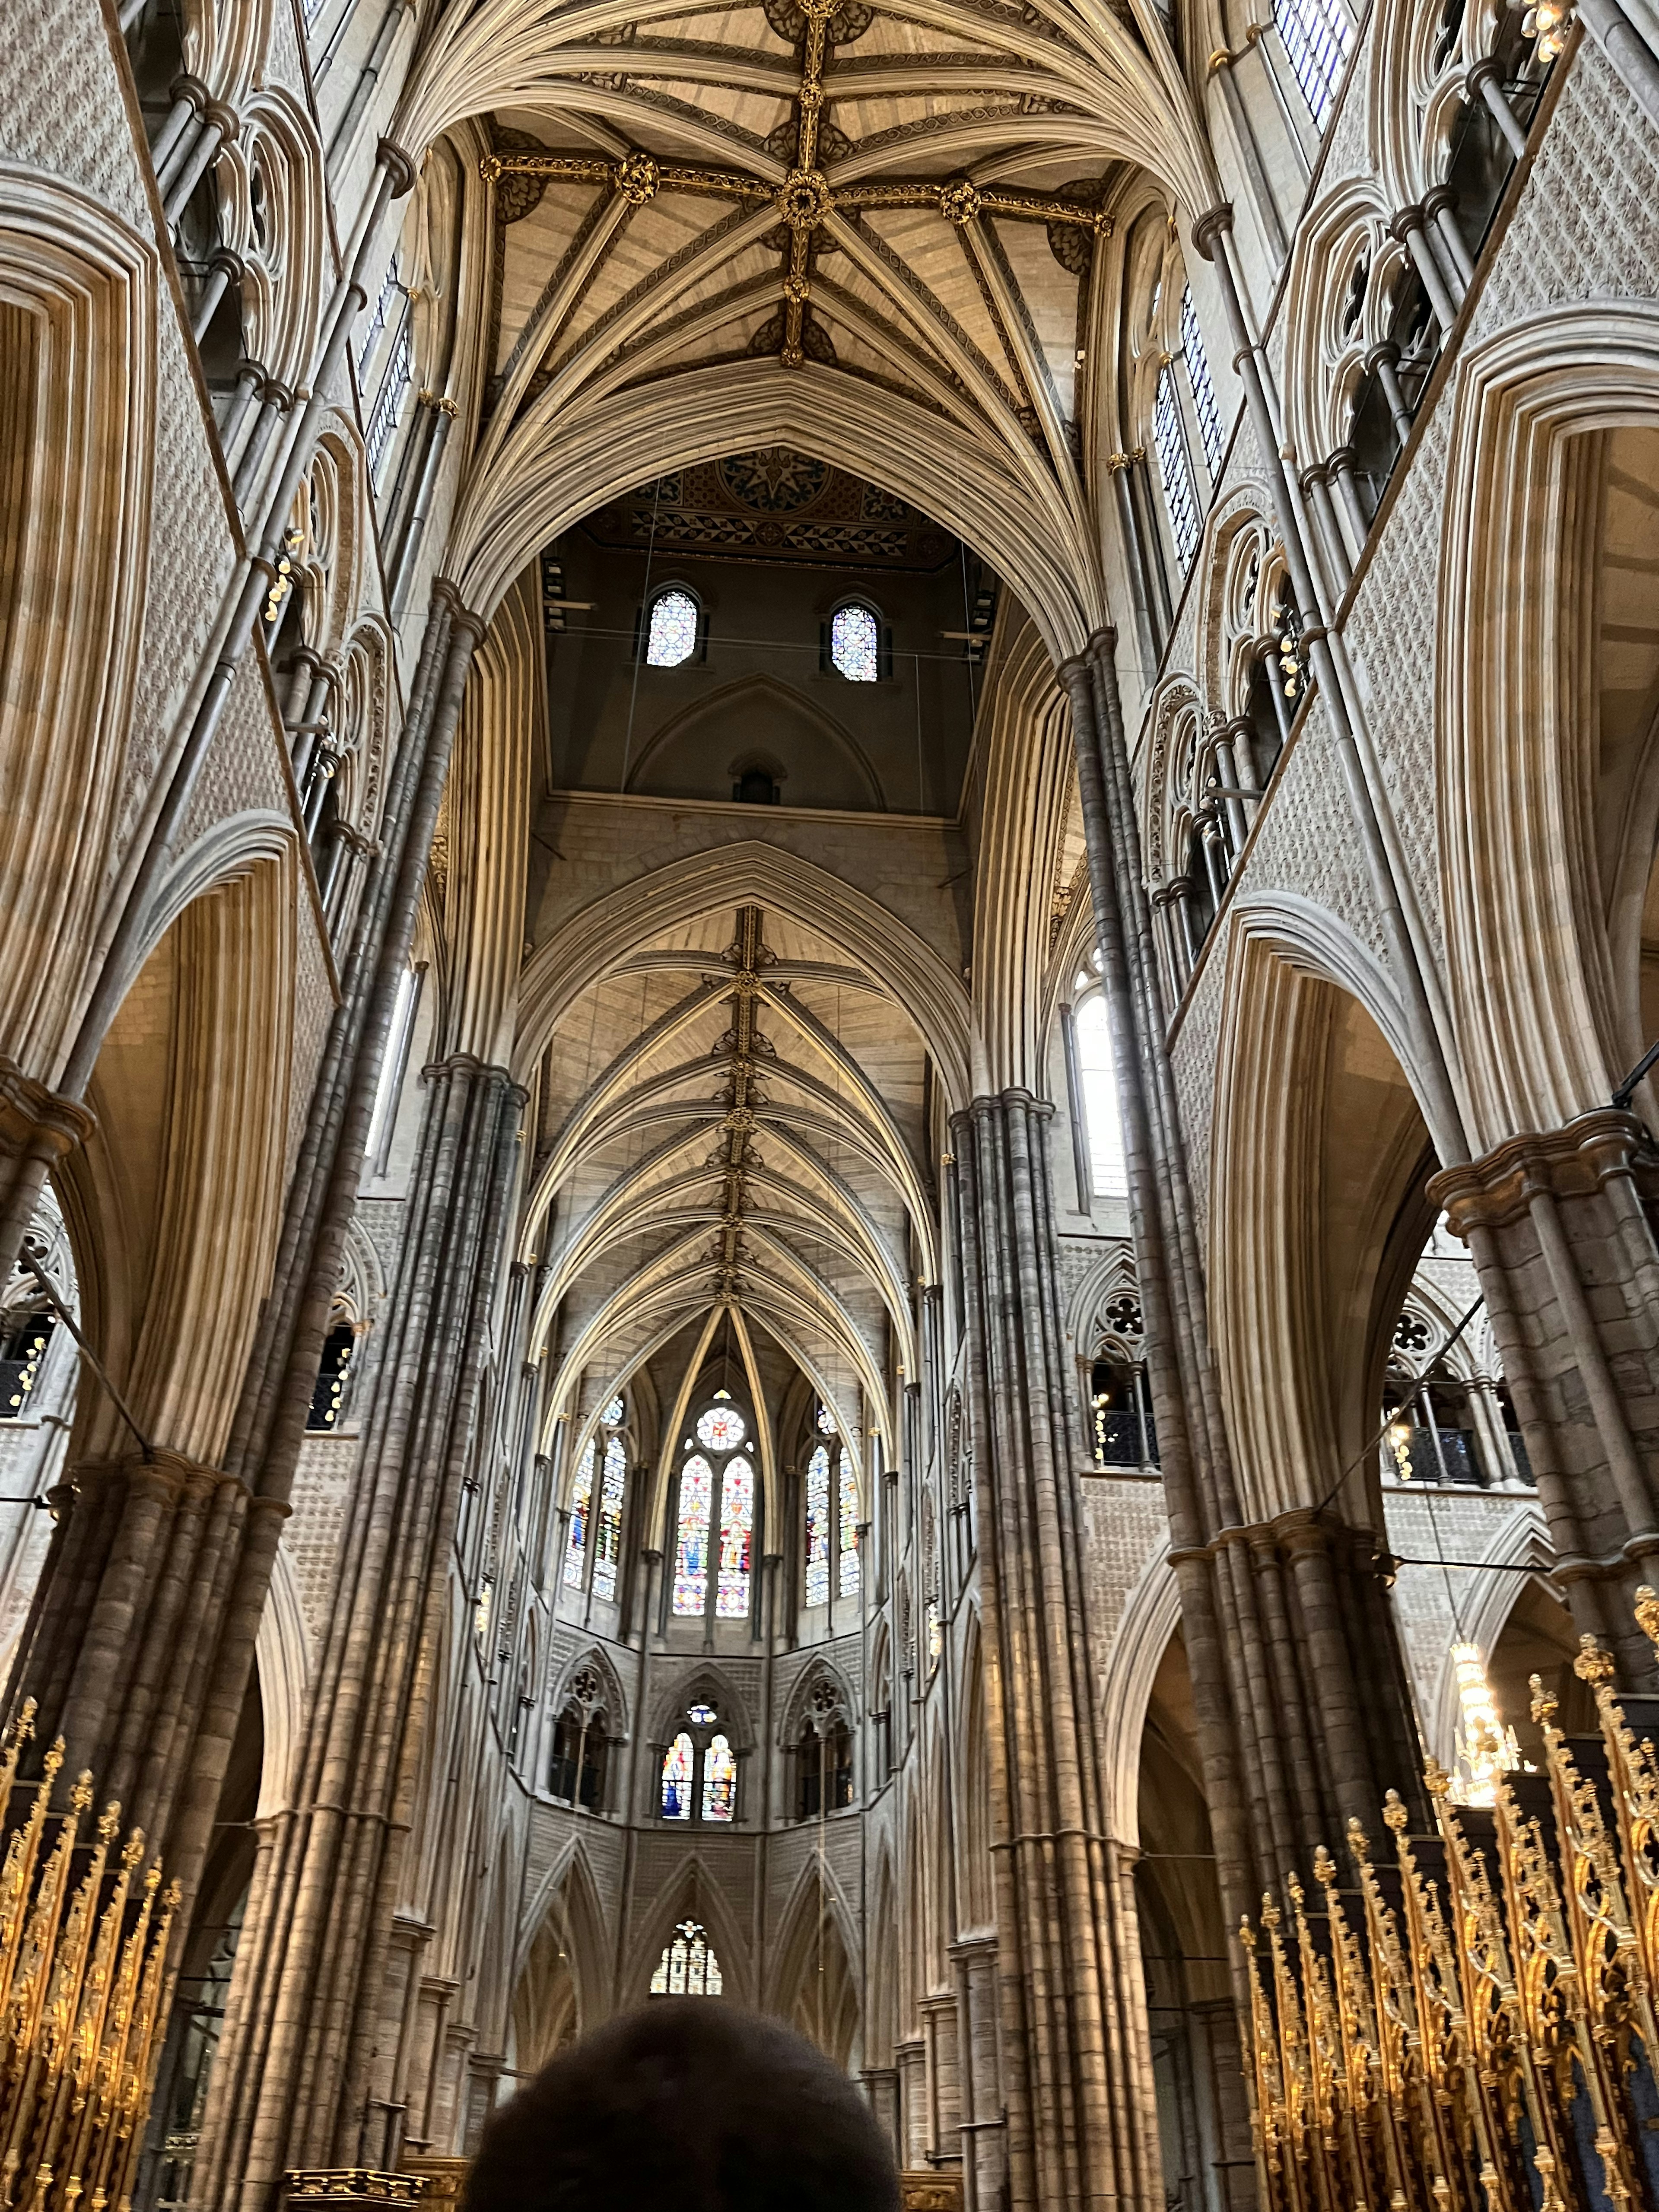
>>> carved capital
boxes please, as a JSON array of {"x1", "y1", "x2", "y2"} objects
[
  {"x1": 1190, "y1": 203, "x2": 1234, "y2": 260},
  {"x1": 0, "y1": 1060, "x2": 95, "y2": 1167},
  {"x1": 1427, "y1": 1108, "x2": 1659, "y2": 1234}
]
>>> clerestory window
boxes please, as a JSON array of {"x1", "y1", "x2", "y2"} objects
[
  {"x1": 671, "y1": 1394, "x2": 755, "y2": 1622},
  {"x1": 644, "y1": 586, "x2": 700, "y2": 667}
]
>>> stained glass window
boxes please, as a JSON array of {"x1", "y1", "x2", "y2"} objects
[
  {"x1": 838, "y1": 1466, "x2": 860, "y2": 1598},
  {"x1": 702, "y1": 1733, "x2": 737, "y2": 1822},
  {"x1": 645, "y1": 588, "x2": 698, "y2": 667},
  {"x1": 593, "y1": 1437, "x2": 627, "y2": 1602},
  {"x1": 805, "y1": 1444, "x2": 831, "y2": 1607},
  {"x1": 673, "y1": 1455, "x2": 714, "y2": 1615},
  {"x1": 830, "y1": 602, "x2": 880, "y2": 681},
  {"x1": 1073, "y1": 994, "x2": 1128, "y2": 1198},
  {"x1": 716, "y1": 1456, "x2": 754, "y2": 1619},
  {"x1": 696, "y1": 1402, "x2": 746, "y2": 1452},
  {"x1": 661, "y1": 1732, "x2": 695, "y2": 1819},
  {"x1": 1180, "y1": 287, "x2": 1225, "y2": 479},
  {"x1": 1273, "y1": 0, "x2": 1354, "y2": 127},
  {"x1": 1153, "y1": 365, "x2": 1200, "y2": 573},
  {"x1": 563, "y1": 1440, "x2": 596, "y2": 1588},
  {"x1": 816, "y1": 1404, "x2": 836, "y2": 1436},
  {"x1": 602, "y1": 1396, "x2": 624, "y2": 1426},
  {"x1": 651, "y1": 1920, "x2": 723, "y2": 1995}
]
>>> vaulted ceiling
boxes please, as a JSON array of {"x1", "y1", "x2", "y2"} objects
[
  {"x1": 525, "y1": 901, "x2": 938, "y2": 1465},
  {"x1": 412, "y1": 0, "x2": 1220, "y2": 635}
]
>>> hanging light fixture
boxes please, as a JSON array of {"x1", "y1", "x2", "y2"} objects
[{"x1": 1449, "y1": 1640, "x2": 1521, "y2": 1805}]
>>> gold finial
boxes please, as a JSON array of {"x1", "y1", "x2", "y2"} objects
[
  {"x1": 1531, "y1": 1670, "x2": 1559, "y2": 1725},
  {"x1": 1346, "y1": 1815, "x2": 1370, "y2": 1862},
  {"x1": 1635, "y1": 1583, "x2": 1659, "y2": 1649},
  {"x1": 1424, "y1": 1756, "x2": 1451, "y2": 1798},
  {"x1": 1313, "y1": 1843, "x2": 1337, "y2": 1889},
  {"x1": 1287, "y1": 1869, "x2": 1304, "y2": 1911},
  {"x1": 68, "y1": 1772, "x2": 93, "y2": 1814},
  {"x1": 1382, "y1": 1788, "x2": 1408, "y2": 1832},
  {"x1": 1574, "y1": 1633, "x2": 1616, "y2": 1688},
  {"x1": 1238, "y1": 1917, "x2": 1256, "y2": 1952},
  {"x1": 97, "y1": 1803, "x2": 120, "y2": 1844}
]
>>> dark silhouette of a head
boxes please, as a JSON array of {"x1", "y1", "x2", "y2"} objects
[{"x1": 465, "y1": 1999, "x2": 900, "y2": 2212}]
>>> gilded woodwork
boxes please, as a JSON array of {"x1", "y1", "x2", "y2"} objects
[{"x1": 1242, "y1": 1590, "x2": 1659, "y2": 2212}]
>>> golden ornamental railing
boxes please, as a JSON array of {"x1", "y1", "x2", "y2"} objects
[
  {"x1": 0, "y1": 1701, "x2": 178, "y2": 2212},
  {"x1": 1242, "y1": 1589, "x2": 1659, "y2": 2212}
]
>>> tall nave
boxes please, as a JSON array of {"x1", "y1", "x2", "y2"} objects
[{"x1": 2, "y1": 0, "x2": 1659, "y2": 2204}]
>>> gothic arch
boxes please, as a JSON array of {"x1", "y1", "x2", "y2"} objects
[
  {"x1": 515, "y1": 842, "x2": 971, "y2": 1112},
  {"x1": 768, "y1": 1860, "x2": 861, "y2": 2068},
  {"x1": 549, "y1": 1643, "x2": 629, "y2": 1742},
  {"x1": 1208, "y1": 912, "x2": 1439, "y2": 1529},
  {"x1": 511, "y1": 1846, "x2": 610, "y2": 2070},
  {"x1": 54, "y1": 855, "x2": 298, "y2": 1468},
  {"x1": 1439, "y1": 303, "x2": 1659, "y2": 1147},
  {"x1": 1096, "y1": 1551, "x2": 1182, "y2": 1847},
  {"x1": 445, "y1": 358, "x2": 1105, "y2": 662},
  {"x1": 623, "y1": 673, "x2": 886, "y2": 811},
  {"x1": 0, "y1": 167, "x2": 157, "y2": 1084},
  {"x1": 626, "y1": 1861, "x2": 753, "y2": 2007}
]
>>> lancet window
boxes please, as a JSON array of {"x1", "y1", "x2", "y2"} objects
[
  {"x1": 672, "y1": 1395, "x2": 755, "y2": 1623},
  {"x1": 644, "y1": 586, "x2": 700, "y2": 667},
  {"x1": 1070, "y1": 987, "x2": 1128, "y2": 1202},
  {"x1": 660, "y1": 1699, "x2": 739, "y2": 1823},
  {"x1": 1179, "y1": 288, "x2": 1225, "y2": 479},
  {"x1": 565, "y1": 1397, "x2": 629, "y2": 1600},
  {"x1": 650, "y1": 1920, "x2": 723, "y2": 1996},
  {"x1": 1153, "y1": 365, "x2": 1201, "y2": 573},
  {"x1": 1273, "y1": 0, "x2": 1355, "y2": 126},
  {"x1": 802, "y1": 1408, "x2": 860, "y2": 1606}
]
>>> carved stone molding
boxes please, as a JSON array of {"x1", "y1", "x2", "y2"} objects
[
  {"x1": 0, "y1": 1059, "x2": 95, "y2": 1166},
  {"x1": 1427, "y1": 1106, "x2": 1659, "y2": 1233}
]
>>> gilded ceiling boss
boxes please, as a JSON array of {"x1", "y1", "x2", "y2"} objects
[{"x1": 0, "y1": 0, "x2": 1656, "y2": 2204}]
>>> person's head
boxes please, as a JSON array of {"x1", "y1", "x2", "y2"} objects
[{"x1": 465, "y1": 1999, "x2": 899, "y2": 2212}]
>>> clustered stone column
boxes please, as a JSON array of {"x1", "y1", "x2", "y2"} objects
[
  {"x1": 0, "y1": 585, "x2": 486, "y2": 1929},
  {"x1": 194, "y1": 1053, "x2": 524, "y2": 2208},
  {"x1": 951, "y1": 1086, "x2": 1160, "y2": 2212},
  {"x1": 1430, "y1": 1116, "x2": 1659, "y2": 1688},
  {"x1": 1056, "y1": 634, "x2": 1425, "y2": 1957}
]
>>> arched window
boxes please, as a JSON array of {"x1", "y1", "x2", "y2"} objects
[
  {"x1": 672, "y1": 1394, "x2": 756, "y2": 1623},
  {"x1": 1071, "y1": 993, "x2": 1128, "y2": 1200},
  {"x1": 802, "y1": 1410, "x2": 859, "y2": 1606},
  {"x1": 829, "y1": 601, "x2": 880, "y2": 682},
  {"x1": 1179, "y1": 287, "x2": 1224, "y2": 479},
  {"x1": 1152, "y1": 363, "x2": 1200, "y2": 572},
  {"x1": 1273, "y1": 0, "x2": 1355, "y2": 126},
  {"x1": 644, "y1": 586, "x2": 699, "y2": 667},
  {"x1": 659, "y1": 1699, "x2": 739, "y2": 1823},
  {"x1": 805, "y1": 1444, "x2": 831, "y2": 1605},
  {"x1": 306, "y1": 1319, "x2": 356, "y2": 1431},
  {"x1": 650, "y1": 1920, "x2": 723, "y2": 1996},
  {"x1": 566, "y1": 1400, "x2": 629, "y2": 1598}
]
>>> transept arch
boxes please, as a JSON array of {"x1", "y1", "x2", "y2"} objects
[
  {"x1": 0, "y1": 166, "x2": 157, "y2": 1087},
  {"x1": 1438, "y1": 302, "x2": 1659, "y2": 1146}
]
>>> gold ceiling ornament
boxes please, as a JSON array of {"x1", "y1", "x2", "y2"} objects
[
  {"x1": 479, "y1": 133, "x2": 1111, "y2": 379},
  {"x1": 1241, "y1": 1589, "x2": 1659, "y2": 2212},
  {"x1": 0, "y1": 1701, "x2": 180, "y2": 2212}
]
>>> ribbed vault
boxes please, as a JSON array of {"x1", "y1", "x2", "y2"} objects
[
  {"x1": 525, "y1": 898, "x2": 940, "y2": 1468},
  {"x1": 399, "y1": 0, "x2": 1220, "y2": 639}
]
